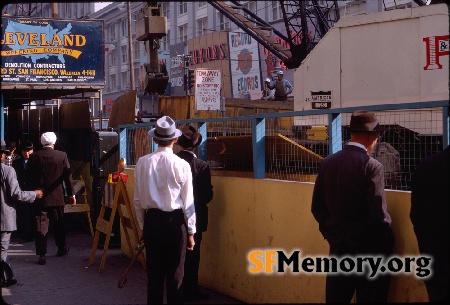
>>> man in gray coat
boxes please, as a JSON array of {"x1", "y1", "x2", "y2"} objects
[
  {"x1": 1, "y1": 140, "x2": 43, "y2": 289},
  {"x1": 311, "y1": 111, "x2": 394, "y2": 303}
]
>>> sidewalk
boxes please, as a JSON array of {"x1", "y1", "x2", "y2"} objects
[{"x1": 1, "y1": 220, "x2": 245, "y2": 305}]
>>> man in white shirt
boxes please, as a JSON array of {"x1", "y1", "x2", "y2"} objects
[{"x1": 134, "y1": 116, "x2": 196, "y2": 304}]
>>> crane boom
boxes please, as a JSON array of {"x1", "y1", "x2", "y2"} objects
[{"x1": 208, "y1": 1, "x2": 340, "y2": 69}]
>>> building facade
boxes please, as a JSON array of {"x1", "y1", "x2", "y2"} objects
[{"x1": 2, "y1": 1, "x2": 423, "y2": 119}]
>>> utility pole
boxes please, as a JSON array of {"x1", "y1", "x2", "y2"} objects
[{"x1": 127, "y1": 2, "x2": 135, "y2": 90}]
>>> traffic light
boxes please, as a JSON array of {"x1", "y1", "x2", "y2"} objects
[
  {"x1": 188, "y1": 69, "x2": 195, "y2": 90},
  {"x1": 183, "y1": 74, "x2": 188, "y2": 92}
]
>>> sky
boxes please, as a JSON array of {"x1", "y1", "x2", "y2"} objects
[{"x1": 94, "y1": 2, "x2": 113, "y2": 12}]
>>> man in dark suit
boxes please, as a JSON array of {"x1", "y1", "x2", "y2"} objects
[
  {"x1": 12, "y1": 141, "x2": 35, "y2": 242},
  {"x1": 410, "y1": 146, "x2": 449, "y2": 302},
  {"x1": 26, "y1": 132, "x2": 76, "y2": 265},
  {"x1": 176, "y1": 126, "x2": 214, "y2": 302},
  {"x1": 311, "y1": 110, "x2": 394, "y2": 303},
  {"x1": 1, "y1": 140, "x2": 42, "y2": 292}
]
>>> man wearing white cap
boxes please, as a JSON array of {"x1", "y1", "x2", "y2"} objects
[
  {"x1": 26, "y1": 132, "x2": 76, "y2": 266},
  {"x1": 134, "y1": 116, "x2": 196, "y2": 304},
  {"x1": 265, "y1": 70, "x2": 293, "y2": 101}
]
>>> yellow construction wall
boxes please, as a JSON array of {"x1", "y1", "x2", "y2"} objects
[{"x1": 120, "y1": 170, "x2": 428, "y2": 303}]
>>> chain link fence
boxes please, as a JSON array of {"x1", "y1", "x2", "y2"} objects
[{"x1": 119, "y1": 102, "x2": 448, "y2": 191}]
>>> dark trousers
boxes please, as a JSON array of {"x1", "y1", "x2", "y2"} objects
[
  {"x1": 275, "y1": 95, "x2": 287, "y2": 101},
  {"x1": 183, "y1": 231, "x2": 203, "y2": 295},
  {"x1": 424, "y1": 257, "x2": 449, "y2": 302},
  {"x1": 33, "y1": 206, "x2": 66, "y2": 256},
  {"x1": 144, "y1": 208, "x2": 187, "y2": 305},
  {"x1": 326, "y1": 230, "x2": 395, "y2": 303},
  {"x1": 17, "y1": 202, "x2": 34, "y2": 240}
]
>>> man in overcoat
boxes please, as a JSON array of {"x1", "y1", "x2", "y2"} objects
[
  {"x1": 411, "y1": 146, "x2": 449, "y2": 302},
  {"x1": 311, "y1": 110, "x2": 394, "y2": 303},
  {"x1": 26, "y1": 132, "x2": 76, "y2": 265},
  {"x1": 176, "y1": 126, "x2": 214, "y2": 302},
  {"x1": 12, "y1": 141, "x2": 35, "y2": 241}
]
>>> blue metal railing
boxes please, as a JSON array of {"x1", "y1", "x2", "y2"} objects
[{"x1": 118, "y1": 100, "x2": 449, "y2": 185}]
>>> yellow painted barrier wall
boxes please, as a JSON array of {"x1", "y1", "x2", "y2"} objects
[{"x1": 121, "y1": 170, "x2": 428, "y2": 303}]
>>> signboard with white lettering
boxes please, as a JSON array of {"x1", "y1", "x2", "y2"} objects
[
  {"x1": 309, "y1": 91, "x2": 332, "y2": 109},
  {"x1": 169, "y1": 42, "x2": 186, "y2": 96},
  {"x1": 195, "y1": 69, "x2": 221, "y2": 111},
  {"x1": 1, "y1": 17, "x2": 104, "y2": 85},
  {"x1": 229, "y1": 30, "x2": 262, "y2": 100}
]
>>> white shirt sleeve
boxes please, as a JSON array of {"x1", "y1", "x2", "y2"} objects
[
  {"x1": 181, "y1": 162, "x2": 196, "y2": 234},
  {"x1": 133, "y1": 158, "x2": 145, "y2": 230}
]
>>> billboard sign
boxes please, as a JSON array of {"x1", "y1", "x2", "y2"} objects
[
  {"x1": 1, "y1": 17, "x2": 104, "y2": 85},
  {"x1": 195, "y1": 69, "x2": 221, "y2": 111},
  {"x1": 229, "y1": 30, "x2": 262, "y2": 100},
  {"x1": 169, "y1": 42, "x2": 186, "y2": 96}
]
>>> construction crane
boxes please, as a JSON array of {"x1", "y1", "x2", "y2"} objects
[
  {"x1": 136, "y1": 2, "x2": 169, "y2": 95},
  {"x1": 208, "y1": 0, "x2": 440, "y2": 70},
  {"x1": 207, "y1": 1, "x2": 340, "y2": 69}
]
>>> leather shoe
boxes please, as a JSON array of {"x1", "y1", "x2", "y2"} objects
[
  {"x1": 1, "y1": 299, "x2": 12, "y2": 305},
  {"x1": 56, "y1": 246, "x2": 70, "y2": 257},
  {"x1": 184, "y1": 291, "x2": 210, "y2": 302},
  {"x1": 1, "y1": 278, "x2": 17, "y2": 288},
  {"x1": 37, "y1": 256, "x2": 46, "y2": 265}
]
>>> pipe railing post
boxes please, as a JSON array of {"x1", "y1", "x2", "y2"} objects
[{"x1": 253, "y1": 117, "x2": 266, "y2": 179}]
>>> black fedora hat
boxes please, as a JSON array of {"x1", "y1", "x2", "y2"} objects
[
  {"x1": 177, "y1": 126, "x2": 203, "y2": 149},
  {"x1": 21, "y1": 141, "x2": 34, "y2": 151},
  {"x1": 1, "y1": 140, "x2": 10, "y2": 154},
  {"x1": 349, "y1": 110, "x2": 384, "y2": 132}
]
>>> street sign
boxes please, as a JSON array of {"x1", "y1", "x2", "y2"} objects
[{"x1": 195, "y1": 69, "x2": 221, "y2": 111}]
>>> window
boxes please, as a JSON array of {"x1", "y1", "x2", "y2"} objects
[
  {"x1": 134, "y1": 68, "x2": 139, "y2": 89},
  {"x1": 111, "y1": 49, "x2": 116, "y2": 66},
  {"x1": 162, "y1": 30, "x2": 170, "y2": 51},
  {"x1": 121, "y1": 45, "x2": 128, "y2": 63},
  {"x1": 121, "y1": 71, "x2": 128, "y2": 89},
  {"x1": 270, "y1": 1, "x2": 282, "y2": 21},
  {"x1": 217, "y1": 12, "x2": 230, "y2": 31},
  {"x1": 133, "y1": 41, "x2": 140, "y2": 60},
  {"x1": 197, "y1": 1, "x2": 206, "y2": 7},
  {"x1": 110, "y1": 74, "x2": 116, "y2": 91},
  {"x1": 197, "y1": 17, "x2": 208, "y2": 36},
  {"x1": 243, "y1": 1, "x2": 257, "y2": 19},
  {"x1": 178, "y1": 24, "x2": 187, "y2": 43},
  {"x1": 179, "y1": 2, "x2": 187, "y2": 14},
  {"x1": 121, "y1": 19, "x2": 127, "y2": 37},
  {"x1": 132, "y1": 13, "x2": 138, "y2": 33},
  {"x1": 110, "y1": 24, "x2": 116, "y2": 41},
  {"x1": 162, "y1": 2, "x2": 170, "y2": 19}
]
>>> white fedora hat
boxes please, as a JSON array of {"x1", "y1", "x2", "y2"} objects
[{"x1": 148, "y1": 116, "x2": 182, "y2": 140}]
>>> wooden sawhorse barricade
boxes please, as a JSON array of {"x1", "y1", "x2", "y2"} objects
[
  {"x1": 89, "y1": 177, "x2": 145, "y2": 272},
  {"x1": 64, "y1": 176, "x2": 94, "y2": 236}
]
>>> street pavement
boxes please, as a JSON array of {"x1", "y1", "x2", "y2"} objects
[{"x1": 1, "y1": 216, "x2": 244, "y2": 305}]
